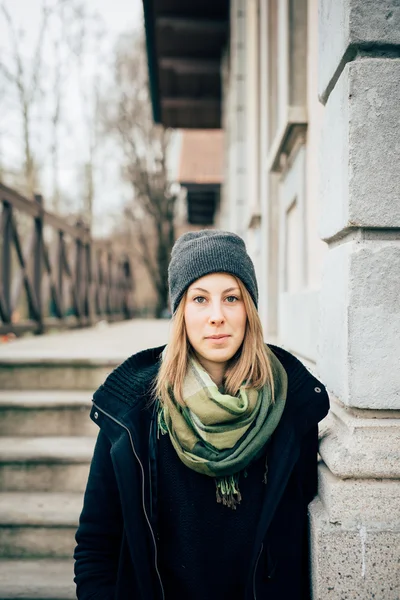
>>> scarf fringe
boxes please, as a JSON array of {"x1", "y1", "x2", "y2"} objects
[{"x1": 215, "y1": 474, "x2": 242, "y2": 510}]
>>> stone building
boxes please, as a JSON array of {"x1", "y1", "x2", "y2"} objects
[{"x1": 142, "y1": 0, "x2": 400, "y2": 598}]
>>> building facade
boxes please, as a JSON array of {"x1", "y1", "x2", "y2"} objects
[
  {"x1": 143, "y1": 0, "x2": 400, "y2": 596},
  {"x1": 223, "y1": 2, "x2": 400, "y2": 596}
]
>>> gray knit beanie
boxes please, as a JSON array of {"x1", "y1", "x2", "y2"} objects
[{"x1": 168, "y1": 229, "x2": 258, "y2": 313}]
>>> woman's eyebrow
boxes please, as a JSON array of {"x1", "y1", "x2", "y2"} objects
[{"x1": 189, "y1": 286, "x2": 240, "y2": 294}]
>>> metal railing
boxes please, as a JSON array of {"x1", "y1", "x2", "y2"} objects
[{"x1": 0, "y1": 183, "x2": 134, "y2": 336}]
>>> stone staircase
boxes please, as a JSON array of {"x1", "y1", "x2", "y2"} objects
[
  {"x1": 0, "y1": 363, "x2": 109, "y2": 599},
  {"x1": 0, "y1": 320, "x2": 169, "y2": 599}
]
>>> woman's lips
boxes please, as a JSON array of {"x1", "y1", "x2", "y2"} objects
[{"x1": 205, "y1": 335, "x2": 230, "y2": 343}]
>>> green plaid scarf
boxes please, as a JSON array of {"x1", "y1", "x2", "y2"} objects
[{"x1": 158, "y1": 347, "x2": 288, "y2": 509}]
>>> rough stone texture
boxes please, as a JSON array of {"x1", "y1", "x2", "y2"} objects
[
  {"x1": 319, "y1": 398, "x2": 400, "y2": 479},
  {"x1": 319, "y1": 63, "x2": 349, "y2": 241},
  {"x1": 0, "y1": 319, "x2": 171, "y2": 596},
  {"x1": 319, "y1": 0, "x2": 400, "y2": 101},
  {"x1": 0, "y1": 490, "x2": 80, "y2": 558},
  {"x1": 0, "y1": 492, "x2": 82, "y2": 526},
  {"x1": 317, "y1": 9, "x2": 400, "y2": 598},
  {"x1": 278, "y1": 290, "x2": 319, "y2": 363},
  {"x1": 319, "y1": 240, "x2": 400, "y2": 409},
  {"x1": 0, "y1": 463, "x2": 90, "y2": 493},
  {"x1": 0, "y1": 527, "x2": 75, "y2": 559},
  {"x1": 318, "y1": 243, "x2": 349, "y2": 403},
  {"x1": 0, "y1": 559, "x2": 75, "y2": 599},
  {"x1": 0, "y1": 437, "x2": 94, "y2": 492},
  {"x1": 320, "y1": 59, "x2": 400, "y2": 239},
  {"x1": 0, "y1": 319, "x2": 170, "y2": 362},
  {"x1": 348, "y1": 243, "x2": 400, "y2": 408},
  {"x1": 0, "y1": 318, "x2": 170, "y2": 391},
  {"x1": 309, "y1": 497, "x2": 400, "y2": 600},
  {"x1": 0, "y1": 363, "x2": 115, "y2": 391},
  {"x1": 318, "y1": 463, "x2": 400, "y2": 525},
  {"x1": 0, "y1": 390, "x2": 92, "y2": 408},
  {"x1": 0, "y1": 392, "x2": 96, "y2": 437},
  {"x1": 0, "y1": 436, "x2": 95, "y2": 463}
]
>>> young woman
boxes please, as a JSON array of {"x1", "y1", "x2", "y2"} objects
[{"x1": 74, "y1": 229, "x2": 330, "y2": 600}]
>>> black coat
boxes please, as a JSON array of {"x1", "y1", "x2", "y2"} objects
[{"x1": 74, "y1": 344, "x2": 329, "y2": 600}]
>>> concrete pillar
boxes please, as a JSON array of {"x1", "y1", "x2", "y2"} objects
[
  {"x1": 225, "y1": 0, "x2": 247, "y2": 236},
  {"x1": 312, "y1": 1, "x2": 400, "y2": 598}
]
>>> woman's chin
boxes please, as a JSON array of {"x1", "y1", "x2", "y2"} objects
[{"x1": 198, "y1": 347, "x2": 238, "y2": 365}]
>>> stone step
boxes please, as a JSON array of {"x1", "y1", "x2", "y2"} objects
[
  {"x1": 0, "y1": 391, "x2": 97, "y2": 437},
  {"x1": 0, "y1": 357, "x2": 116, "y2": 391},
  {"x1": 0, "y1": 492, "x2": 82, "y2": 558},
  {"x1": 0, "y1": 559, "x2": 75, "y2": 599},
  {"x1": 0, "y1": 437, "x2": 94, "y2": 492}
]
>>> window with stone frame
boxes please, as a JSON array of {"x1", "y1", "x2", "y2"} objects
[{"x1": 266, "y1": 0, "x2": 308, "y2": 171}]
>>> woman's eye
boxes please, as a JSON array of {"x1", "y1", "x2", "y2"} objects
[
  {"x1": 193, "y1": 296, "x2": 206, "y2": 304},
  {"x1": 226, "y1": 296, "x2": 239, "y2": 303}
]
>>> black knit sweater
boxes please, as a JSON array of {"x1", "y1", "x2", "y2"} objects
[{"x1": 157, "y1": 430, "x2": 268, "y2": 600}]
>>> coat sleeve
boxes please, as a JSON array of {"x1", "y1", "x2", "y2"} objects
[
  {"x1": 299, "y1": 424, "x2": 319, "y2": 600},
  {"x1": 74, "y1": 430, "x2": 123, "y2": 599},
  {"x1": 299, "y1": 424, "x2": 319, "y2": 505}
]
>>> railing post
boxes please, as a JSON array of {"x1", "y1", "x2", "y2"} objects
[
  {"x1": 106, "y1": 245, "x2": 112, "y2": 316},
  {"x1": 57, "y1": 231, "x2": 64, "y2": 318},
  {"x1": 74, "y1": 220, "x2": 84, "y2": 321},
  {"x1": 33, "y1": 194, "x2": 44, "y2": 333},
  {"x1": 1, "y1": 201, "x2": 12, "y2": 323},
  {"x1": 121, "y1": 256, "x2": 131, "y2": 318},
  {"x1": 84, "y1": 224, "x2": 92, "y2": 323}
]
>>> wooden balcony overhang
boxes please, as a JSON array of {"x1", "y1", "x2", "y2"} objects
[
  {"x1": 142, "y1": 0, "x2": 229, "y2": 128},
  {"x1": 182, "y1": 183, "x2": 220, "y2": 226}
]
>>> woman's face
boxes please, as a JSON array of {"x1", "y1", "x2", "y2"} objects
[{"x1": 184, "y1": 272, "x2": 247, "y2": 374}]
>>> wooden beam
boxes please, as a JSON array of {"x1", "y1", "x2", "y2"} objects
[
  {"x1": 162, "y1": 97, "x2": 220, "y2": 109},
  {"x1": 189, "y1": 208, "x2": 216, "y2": 218},
  {"x1": 156, "y1": 16, "x2": 227, "y2": 34},
  {"x1": 159, "y1": 57, "x2": 220, "y2": 75}
]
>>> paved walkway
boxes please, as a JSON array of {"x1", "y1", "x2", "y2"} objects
[{"x1": 0, "y1": 319, "x2": 171, "y2": 363}]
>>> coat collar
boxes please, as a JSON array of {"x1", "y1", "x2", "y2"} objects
[{"x1": 92, "y1": 342, "x2": 328, "y2": 439}]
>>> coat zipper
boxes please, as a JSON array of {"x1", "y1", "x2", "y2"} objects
[
  {"x1": 253, "y1": 543, "x2": 263, "y2": 600},
  {"x1": 93, "y1": 402, "x2": 165, "y2": 600}
]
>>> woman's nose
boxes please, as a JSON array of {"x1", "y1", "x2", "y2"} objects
[{"x1": 208, "y1": 302, "x2": 225, "y2": 325}]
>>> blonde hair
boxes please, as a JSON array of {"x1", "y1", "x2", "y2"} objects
[{"x1": 154, "y1": 277, "x2": 275, "y2": 407}]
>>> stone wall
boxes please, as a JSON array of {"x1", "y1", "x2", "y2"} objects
[{"x1": 311, "y1": 0, "x2": 400, "y2": 597}]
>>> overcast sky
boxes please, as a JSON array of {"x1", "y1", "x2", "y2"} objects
[
  {"x1": 2, "y1": 0, "x2": 142, "y2": 36},
  {"x1": 0, "y1": 0, "x2": 144, "y2": 233}
]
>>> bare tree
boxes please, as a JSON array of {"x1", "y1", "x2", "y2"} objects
[
  {"x1": 0, "y1": 1, "x2": 51, "y2": 196},
  {"x1": 103, "y1": 33, "x2": 178, "y2": 317},
  {"x1": 0, "y1": 0, "x2": 98, "y2": 211}
]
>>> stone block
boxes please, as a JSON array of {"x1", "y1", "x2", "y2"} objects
[
  {"x1": 278, "y1": 290, "x2": 319, "y2": 362},
  {"x1": 0, "y1": 436, "x2": 94, "y2": 492},
  {"x1": 0, "y1": 463, "x2": 90, "y2": 493},
  {"x1": 309, "y1": 497, "x2": 400, "y2": 600},
  {"x1": 0, "y1": 393, "x2": 97, "y2": 437},
  {"x1": 0, "y1": 526, "x2": 75, "y2": 559},
  {"x1": 318, "y1": 244, "x2": 349, "y2": 403},
  {"x1": 0, "y1": 491, "x2": 82, "y2": 527},
  {"x1": 0, "y1": 362, "x2": 112, "y2": 391},
  {"x1": 0, "y1": 559, "x2": 76, "y2": 599},
  {"x1": 319, "y1": 0, "x2": 400, "y2": 101},
  {"x1": 319, "y1": 59, "x2": 400, "y2": 240},
  {"x1": 318, "y1": 463, "x2": 400, "y2": 525},
  {"x1": 319, "y1": 398, "x2": 400, "y2": 479},
  {"x1": 318, "y1": 241, "x2": 400, "y2": 409}
]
